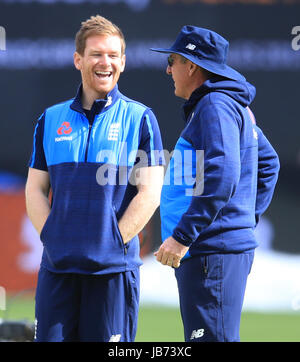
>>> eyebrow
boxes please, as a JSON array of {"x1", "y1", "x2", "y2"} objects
[{"x1": 88, "y1": 49, "x2": 120, "y2": 55}]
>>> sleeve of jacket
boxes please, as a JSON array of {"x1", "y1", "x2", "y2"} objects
[
  {"x1": 172, "y1": 103, "x2": 241, "y2": 247},
  {"x1": 137, "y1": 108, "x2": 165, "y2": 167},
  {"x1": 255, "y1": 126, "x2": 280, "y2": 224},
  {"x1": 28, "y1": 112, "x2": 48, "y2": 171}
]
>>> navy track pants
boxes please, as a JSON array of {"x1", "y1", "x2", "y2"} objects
[
  {"x1": 34, "y1": 266, "x2": 140, "y2": 342},
  {"x1": 175, "y1": 251, "x2": 254, "y2": 342}
]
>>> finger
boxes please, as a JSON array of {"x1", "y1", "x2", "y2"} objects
[
  {"x1": 154, "y1": 248, "x2": 163, "y2": 263},
  {"x1": 166, "y1": 257, "x2": 173, "y2": 267},
  {"x1": 171, "y1": 256, "x2": 181, "y2": 268},
  {"x1": 160, "y1": 252, "x2": 170, "y2": 265},
  {"x1": 173, "y1": 260, "x2": 181, "y2": 268}
]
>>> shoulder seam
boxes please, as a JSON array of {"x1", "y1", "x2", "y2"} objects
[
  {"x1": 119, "y1": 94, "x2": 150, "y2": 111},
  {"x1": 44, "y1": 98, "x2": 74, "y2": 113}
]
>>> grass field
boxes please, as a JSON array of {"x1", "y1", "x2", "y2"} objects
[
  {"x1": 1, "y1": 295, "x2": 300, "y2": 342},
  {"x1": 137, "y1": 305, "x2": 300, "y2": 342}
]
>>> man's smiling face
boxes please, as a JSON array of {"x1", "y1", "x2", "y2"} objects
[{"x1": 74, "y1": 34, "x2": 125, "y2": 100}]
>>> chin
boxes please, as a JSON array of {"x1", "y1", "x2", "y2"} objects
[
  {"x1": 95, "y1": 85, "x2": 112, "y2": 97},
  {"x1": 174, "y1": 89, "x2": 183, "y2": 99}
]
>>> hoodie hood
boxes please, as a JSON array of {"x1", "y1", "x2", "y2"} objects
[{"x1": 183, "y1": 76, "x2": 256, "y2": 120}]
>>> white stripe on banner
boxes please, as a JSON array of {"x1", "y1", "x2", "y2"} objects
[
  {"x1": 1, "y1": 0, "x2": 151, "y2": 12},
  {"x1": 0, "y1": 39, "x2": 299, "y2": 70}
]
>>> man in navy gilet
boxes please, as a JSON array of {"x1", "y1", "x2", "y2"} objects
[{"x1": 26, "y1": 15, "x2": 164, "y2": 342}]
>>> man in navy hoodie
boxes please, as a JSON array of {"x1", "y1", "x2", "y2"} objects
[{"x1": 151, "y1": 26, "x2": 279, "y2": 342}]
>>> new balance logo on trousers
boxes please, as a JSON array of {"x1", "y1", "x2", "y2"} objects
[
  {"x1": 109, "y1": 334, "x2": 121, "y2": 342},
  {"x1": 190, "y1": 329, "x2": 204, "y2": 340}
]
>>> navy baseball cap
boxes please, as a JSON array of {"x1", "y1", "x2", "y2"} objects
[{"x1": 151, "y1": 25, "x2": 245, "y2": 82}]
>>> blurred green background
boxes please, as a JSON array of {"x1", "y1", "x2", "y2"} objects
[{"x1": 1, "y1": 295, "x2": 300, "y2": 342}]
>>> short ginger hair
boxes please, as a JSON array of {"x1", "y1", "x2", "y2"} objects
[{"x1": 75, "y1": 15, "x2": 126, "y2": 55}]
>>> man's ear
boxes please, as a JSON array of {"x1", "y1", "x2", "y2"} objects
[
  {"x1": 120, "y1": 54, "x2": 126, "y2": 73},
  {"x1": 73, "y1": 52, "x2": 82, "y2": 70},
  {"x1": 188, "y1": 61, "x2": 198, "y2": 76}
]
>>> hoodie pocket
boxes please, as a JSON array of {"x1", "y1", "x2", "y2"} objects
[
  {"x1": 112, "y1": 204, "x2": 125, "y2": 248},
  {"x1": 39, "y1": 212, "x2": 52, "y2": 244}
]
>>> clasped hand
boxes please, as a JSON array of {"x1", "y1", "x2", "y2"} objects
[{"x1": 154, "y1": 236, "x2": 189, "y2": 268}]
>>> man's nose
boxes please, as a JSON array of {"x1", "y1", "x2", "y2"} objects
[
  {"x1": 166, "y1": 65, "x2": 172, "y2": 75},
  {"x1": 99, "y1": 54, "x2": 110, "y2": 66}
]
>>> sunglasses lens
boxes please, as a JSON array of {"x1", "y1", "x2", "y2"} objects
[{"x1": 167, "y1": 56, "x2": 173, "y2": 67}]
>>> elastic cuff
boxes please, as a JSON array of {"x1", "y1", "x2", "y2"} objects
[{"x1": 172, "y1": 231, "x2": 193, "y2": 247}]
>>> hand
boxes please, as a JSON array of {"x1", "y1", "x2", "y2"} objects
[{"x1": 154, "y1": 236, "x2": 189, "y2": 268}]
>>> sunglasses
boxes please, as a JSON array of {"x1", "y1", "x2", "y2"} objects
[{"x1": 167, "y1": 55, "x2": 175, "y2": 67}]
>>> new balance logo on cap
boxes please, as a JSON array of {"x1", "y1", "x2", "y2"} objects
[{"x1": 186, "y1": 43, "x2": 196, "y2": 50}]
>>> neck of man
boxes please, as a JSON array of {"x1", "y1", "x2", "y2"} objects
[
  {"x1": 81, "y1": 85, "x2": 107, "y2": 110},
  {"x1": 185, "y1": 70, "x2": 210, "y2": 100}
]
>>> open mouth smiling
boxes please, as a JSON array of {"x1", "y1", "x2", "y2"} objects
[{"x1": 95, "y1": 71, "x2": 113, "y2": 78}]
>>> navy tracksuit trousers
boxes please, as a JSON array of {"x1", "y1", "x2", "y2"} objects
[
  {"x1": 34, "y1": 266, "x2": 140, "y2": 342},
  {"x1": 175, "y1": 251, "x2": 254, "y2": 342}
]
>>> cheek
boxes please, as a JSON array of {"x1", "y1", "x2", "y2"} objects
[
  {"x1": 82, "y1": 58, "x2": 96, "y2": 70},
  {"x1": 176, "y1": 71, "x2": 187, "y2": 85},
  {"x1": 112, "y1": 66, "x2": 123, "y2": 79},
  {"x1": 115, "y1": 58, "x2": 125, "y2": 74},
  {"x1": 173, "y1": 72, "x2": 182, "y2": 86}
]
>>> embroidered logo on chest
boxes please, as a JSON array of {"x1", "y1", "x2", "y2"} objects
[
  {"x1": 108, "y1": 123, "x2": 120, "y2": 141},
  {"x1": 55, "y1": 121, "x2": 73, "y2": 142}
]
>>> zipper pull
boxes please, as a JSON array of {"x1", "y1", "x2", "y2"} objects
[{"x1": 203, "y1": 256, "x2": 208, "y2": 276}]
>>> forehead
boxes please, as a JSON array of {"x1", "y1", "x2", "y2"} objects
[
  {"x1": 170, "y1": 53, "x2": 180, "y2": 59},
  {"x1": 84, "y1": 34, "x2": 122, "y2": 54}
]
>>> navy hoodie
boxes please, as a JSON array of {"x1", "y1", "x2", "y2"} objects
[{"x1": 160, "y1": 77, "x2": 280, "y2": 256}]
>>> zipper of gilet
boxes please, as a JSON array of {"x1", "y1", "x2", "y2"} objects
[
  {"x1": 83, "y1": 108, "x2": 97, "y2": 162},
  {"x1": 84, "y1": 123, "x2": 92, "y2": 162}
]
